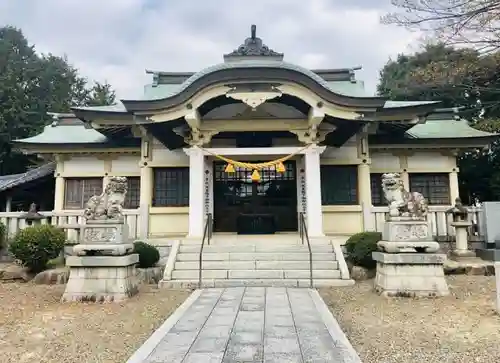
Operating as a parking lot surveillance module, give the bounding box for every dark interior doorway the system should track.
[213,160,298,234]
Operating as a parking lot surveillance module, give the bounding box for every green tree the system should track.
[377,43,500,203]
[0,26,116,175]
[87,81,116,106]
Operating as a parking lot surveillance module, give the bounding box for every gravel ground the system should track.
[319,275,500,363]
[0,283,191,363]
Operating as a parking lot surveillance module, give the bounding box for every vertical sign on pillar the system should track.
[204,160,213,216]
[296,157,307,214]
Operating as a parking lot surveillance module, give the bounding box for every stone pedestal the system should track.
[378,220,440,253]
[62,219,139,303]
[374,218,449,297]
[62,254,139,302]
[373,252,449,297]
[450,221,479,261]
[73,220,133,256]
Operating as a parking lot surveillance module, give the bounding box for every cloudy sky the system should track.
[0,0,422,99]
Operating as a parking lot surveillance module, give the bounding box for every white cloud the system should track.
[0,0,421,98]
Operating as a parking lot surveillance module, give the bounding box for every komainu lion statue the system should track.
[381,173,428,219]
[84,176,128,221]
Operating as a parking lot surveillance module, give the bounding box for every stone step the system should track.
[174,260,339,270]
[176,252,336,261]
[159,278,355,289]
[171,269,341,280]
[178,244,333,253]
[209,239,332,246]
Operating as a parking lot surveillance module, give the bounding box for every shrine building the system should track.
[13,26,496,241]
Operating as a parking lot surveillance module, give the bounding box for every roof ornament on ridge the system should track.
[223,24,284,62]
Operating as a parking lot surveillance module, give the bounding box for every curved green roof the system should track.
[178,61,352,96]
[15,121,108,144]
[407,118,496,139]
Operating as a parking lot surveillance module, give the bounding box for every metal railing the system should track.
[299,212,313,288]
[198,213,213,288]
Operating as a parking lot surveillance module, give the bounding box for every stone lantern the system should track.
[446,198,477,261]
[22,203,45,226]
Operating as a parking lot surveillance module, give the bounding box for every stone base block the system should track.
[72,243,134,256]
[372,252,449,297]
[450,249,480,262]
[377,240,440,253]
[383,220,432,242]
[61,254,139,303]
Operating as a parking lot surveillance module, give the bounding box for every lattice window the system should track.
[370,173,385,206]
[409,173,450,205]
[124,177,140,209]
[153,168,189,207]
[64,178,103,209]
[320,165,358,205]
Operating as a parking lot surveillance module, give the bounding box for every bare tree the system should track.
[382,1,500,53]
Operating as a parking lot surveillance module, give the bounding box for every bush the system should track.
[0,222,6,250]
[9,224,66,273]
[133,241,160,268]
[344,232,382,269]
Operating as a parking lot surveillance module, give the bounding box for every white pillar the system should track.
[304,145,326,238]
[185,147,205,238]
[449,169,459,203]
[5,196,12,212]
[358,162,374,231]
[139,164,153,240]
[54,175,65,211]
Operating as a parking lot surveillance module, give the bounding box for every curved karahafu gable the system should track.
[120,61,387,113]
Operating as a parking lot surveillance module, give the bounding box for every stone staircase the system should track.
[158,236,354,288]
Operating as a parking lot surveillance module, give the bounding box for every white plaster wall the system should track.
[111,155,140,175]
[407,151,455,170]
[322,136,358,161]
[151,138,189,166]
[63,156,105,175]
[370,152,400,171]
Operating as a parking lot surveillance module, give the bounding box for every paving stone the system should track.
[265,314,295,327]
[190,337,229,353]
[233,318,264,332]
[265,326,296,338]
[205,313,237,327]
[229,331,263,344]
[264,353,303,363]
[183,352,224,363]
[264,337,302,355]
[127,287,362,363]
[241,302,265,311]
[212,306,240,315]
[198,325,233,339]
[224,343,264,362]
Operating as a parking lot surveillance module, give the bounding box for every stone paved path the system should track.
[127,287,361,363]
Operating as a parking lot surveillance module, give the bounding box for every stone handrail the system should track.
[0,209,141,243]
[370,205,482,240]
